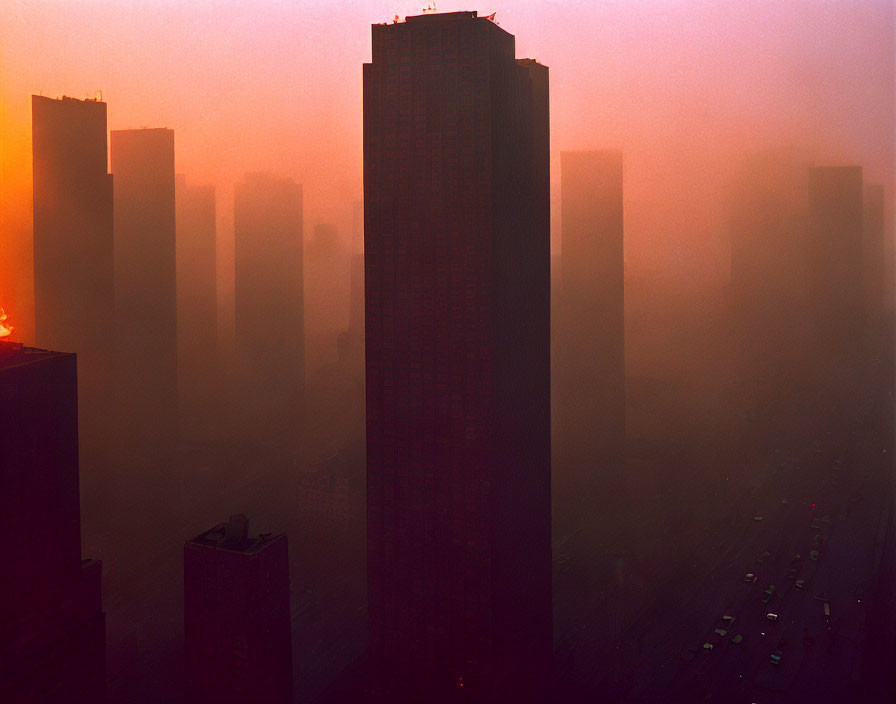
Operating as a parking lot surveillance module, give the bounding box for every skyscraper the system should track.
[184,516,291,704]
[863,183,886,328]
[305,223,350,371]
[175,175,217,441]
[364,11,551,702]
[31,95,114,409]
[807,166,864,356]
[0,341,106,703]
[111,128,177,449]
[233,173,304,435]
[557,150,625,514]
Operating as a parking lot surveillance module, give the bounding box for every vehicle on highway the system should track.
[810,550,820,561]
[766,612,779,621]
[703,642,713,652]
[731,634,743,644]
[714,628,727,637]
[770,649,783,665]
[758,551,771,563]
[761,585,776,603]
[744,572,757,583]
[795,579,806,590]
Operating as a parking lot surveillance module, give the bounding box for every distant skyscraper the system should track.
[0,341,106,703]
[31,95,114,403]
[306,223,350,370]
[559,150,625,508]
[233,173,304,432]
[175,174,217,440]
[184,516,291,704]
[111,128,177,448]
[364,11,551,702]
[727,151,812,371]
[807,166,864,355]
[863,183,886,327]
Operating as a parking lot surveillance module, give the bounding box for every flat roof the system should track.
[0,342,71,371]
[187,523,284,556]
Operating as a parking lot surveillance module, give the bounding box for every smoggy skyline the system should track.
[2,0,893,344]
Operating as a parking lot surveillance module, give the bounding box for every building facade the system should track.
[364,11,551,701]
[233,173,304,437]
[111,128,178,449]
[0,341,106,703]
[184,517,291,704]
[31,95,114,412]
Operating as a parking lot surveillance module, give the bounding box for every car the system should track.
[766,612,779,621]
[753,515,764,522]
[811,521,823,531]
[722,614,736,623]
[714,628,728,637]
[810,550,820,561]
[813,534,824,545]
[731,634,743,644]
[744,572,757,582]
[770,649,783,665]
[703,642,713,652]
[795,579,806,590]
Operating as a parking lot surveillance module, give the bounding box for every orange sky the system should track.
[2,0,893,344]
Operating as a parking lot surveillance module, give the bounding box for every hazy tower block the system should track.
[31,95,114,407]
[111,128,178,449]
[559,150,625,509]
[233,173,304,434]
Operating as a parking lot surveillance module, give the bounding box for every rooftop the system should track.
[187,515,283,555]
[0,341,70,370]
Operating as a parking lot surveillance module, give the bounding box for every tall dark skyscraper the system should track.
[31,95,114,407]
[233,173,304,434]
[175,174,217,440]
[0,341,106,703]
[558,150,625,510]
[364,11,551,702]
[184,516,291,704]
[807,166,864,355]
[111,128,177,449]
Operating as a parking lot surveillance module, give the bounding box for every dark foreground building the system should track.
[0,341,105,703]
[558,150,625,513]
[364,11,551,702]
[233,173,304,437]
[31,95,114,414]
[184,516,291,704]
[175,175,217,441]
[111,128,177,449]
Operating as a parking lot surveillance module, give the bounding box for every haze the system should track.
[2,0,892,343]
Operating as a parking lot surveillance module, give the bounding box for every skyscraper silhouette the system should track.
[175,175,217,441]
[364,11,551,702]
[111,128,177,450]
[558,150,625,515]
[31,95,114,415]
[233,173,304,438]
